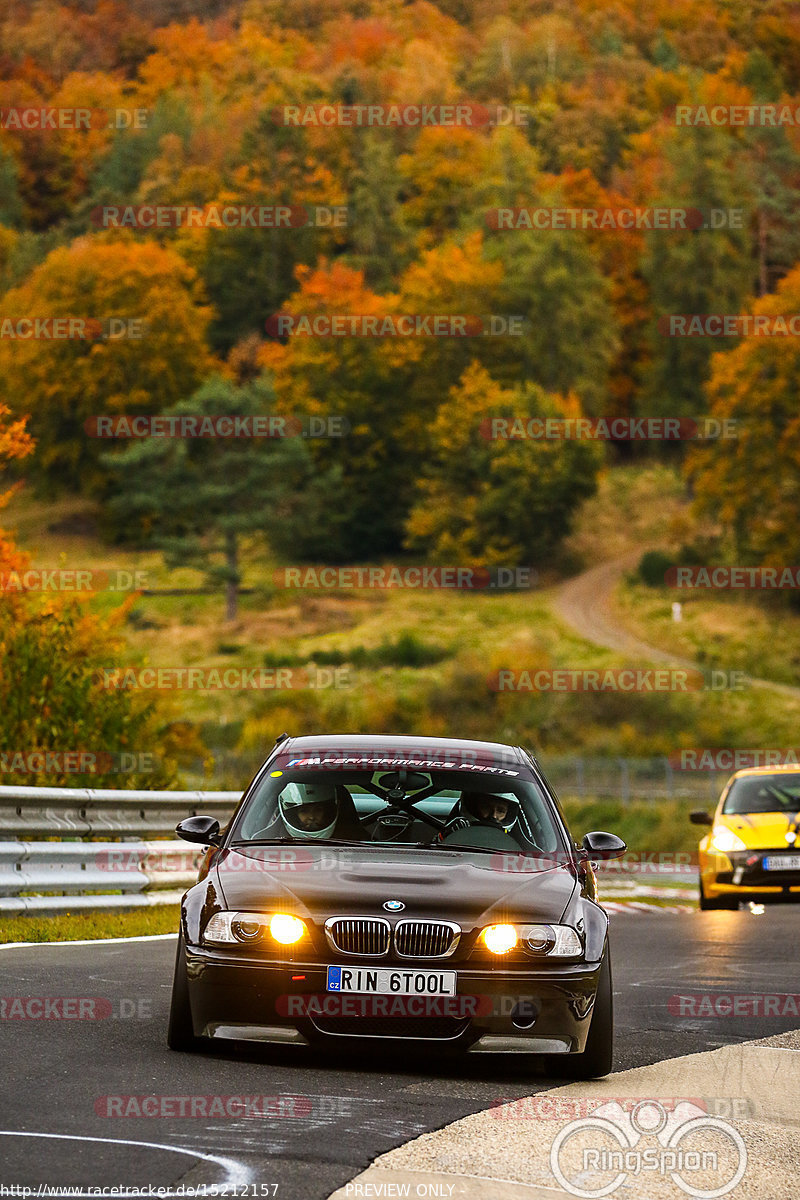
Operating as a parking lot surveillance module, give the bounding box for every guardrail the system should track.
[0,785,240,839]
[0,840,205,916]
[0,767,726,918]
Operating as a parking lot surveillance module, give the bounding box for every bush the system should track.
[638,549,676,587]
[262,632,451,670]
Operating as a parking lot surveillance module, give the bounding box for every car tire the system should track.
[167,931,200,1052]
[698,875,738,910]
[547,948,613,1080]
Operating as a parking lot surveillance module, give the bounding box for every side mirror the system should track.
[581,831,627,860]
[176,815,221,845]
[689,810,713,826]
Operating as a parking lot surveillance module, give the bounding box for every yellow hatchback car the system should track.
[691,766,800,909]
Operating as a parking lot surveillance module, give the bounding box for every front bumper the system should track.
[185,945,603,1054]
[703,849,800,900]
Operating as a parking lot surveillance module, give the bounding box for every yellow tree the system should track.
[405,363,602,566]
[0,236,215,494]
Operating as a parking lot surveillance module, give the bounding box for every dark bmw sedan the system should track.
[168,734,625,1078]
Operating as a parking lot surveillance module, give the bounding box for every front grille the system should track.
[325,917,390,957]
[310,1015,470,1040]
[394,920,460,958]
[728,850,800,888]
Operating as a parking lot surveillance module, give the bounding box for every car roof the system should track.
[275,733,527,762]
[728,764,800,780]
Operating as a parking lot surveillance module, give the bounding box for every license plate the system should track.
[763,854,800,871]
[327,966,456,996]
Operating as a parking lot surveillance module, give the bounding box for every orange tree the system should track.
[687,263,800,564]
[0,236,215,497]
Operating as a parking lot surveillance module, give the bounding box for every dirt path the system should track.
[552,553,800,700]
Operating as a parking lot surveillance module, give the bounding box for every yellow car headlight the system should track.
[710,827,747,854]
[478,922,583,958]
[481,924,518,954]
[203,911,308,947]
[269,913,306,945]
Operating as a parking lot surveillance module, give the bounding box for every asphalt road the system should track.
[1,907,799,1199]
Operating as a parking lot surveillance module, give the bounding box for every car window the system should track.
[231,765,564,857]
[722,774,800,814]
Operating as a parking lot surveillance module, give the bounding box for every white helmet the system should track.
[279,782,339,840]
[460,791,519,834]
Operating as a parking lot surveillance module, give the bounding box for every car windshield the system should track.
[722,774,800,815]
[230,758,565,858]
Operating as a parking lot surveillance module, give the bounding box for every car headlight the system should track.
[202,911,308,948]
[710,827,747,854]
[479,923,582,958]
[481,924,518,954]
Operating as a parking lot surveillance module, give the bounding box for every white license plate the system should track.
[327,966,456,996]
[763,854,800,871]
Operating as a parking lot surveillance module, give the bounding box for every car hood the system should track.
[716,811,800,849]
[212,843,578,925]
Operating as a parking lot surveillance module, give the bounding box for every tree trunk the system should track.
[225,531,238,622]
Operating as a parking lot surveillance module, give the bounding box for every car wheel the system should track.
[547,948,613,1080]
[167,931,200,1052]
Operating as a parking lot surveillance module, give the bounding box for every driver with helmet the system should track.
[278,782,342,840]
[441,790,520,839]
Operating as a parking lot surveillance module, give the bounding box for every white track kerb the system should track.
[328,1032,800,1200]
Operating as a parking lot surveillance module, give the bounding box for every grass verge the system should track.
[0,904,181,944]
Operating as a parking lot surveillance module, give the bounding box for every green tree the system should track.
[405,363,602,565]
[640,124,755,421]
[104,375,327,620]
[484,229,620,414]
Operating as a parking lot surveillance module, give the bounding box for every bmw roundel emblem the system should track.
[383,899,405,912]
